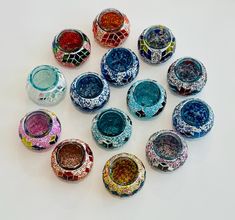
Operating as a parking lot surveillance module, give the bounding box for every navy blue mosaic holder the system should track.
[173,98,214,138]
[70,72,110,112]
[101,48,139,86]
[138,25,176,64]
[168,57,207,96]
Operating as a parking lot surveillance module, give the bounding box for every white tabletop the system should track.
[0,0,234,219]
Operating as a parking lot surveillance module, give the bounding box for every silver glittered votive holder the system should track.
[146,130,188,172]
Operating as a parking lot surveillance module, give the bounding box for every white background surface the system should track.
[0,0,234,219]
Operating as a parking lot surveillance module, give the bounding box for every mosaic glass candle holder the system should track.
[52,29,91,67]
[51,139,94,181]
[70,72,110,112]
[167,57,207,96]
[101,48,139,86]
[92,108,132,149]
[138,25,176,64]
[103,153,146,197]
[18,109,61,150]
[146,130,188,172]
[26,65,66,106]
[93,8,130,47]
[127,79,167,118]
[173,98,214,138]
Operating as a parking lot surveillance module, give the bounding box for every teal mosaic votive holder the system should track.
[127,79,167,119]
[91,108,132,149]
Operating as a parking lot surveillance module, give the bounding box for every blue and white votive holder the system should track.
[26,65,66,106]
[138,25,176,64]
[101,48,139,86]
[70,72,110,111]
[92,108,132,149]
[167,57,207,96]
[173,98,214,138]
[127,79,167,119]
[146,130,188,172]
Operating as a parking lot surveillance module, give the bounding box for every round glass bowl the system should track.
[101,48,139,86]
[93,8,130,47]
[52,29,91,67]
[168,57,207,96]
[51,139,94,181]
[92,108,132,149]
[127,79,167,119]
[146,130,188,171]
[103,153,146,197]
[26,65,66,106]
[70,72,110,112]
[138,25,176,64]
[18,109,61,150]
[173,98,214,138]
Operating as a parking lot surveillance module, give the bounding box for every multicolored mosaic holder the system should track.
[103,153,146,197]
[138,25,176,64]
[168,57,207,96]
[127,79,167,118]
[26,65,66,106]
[93,8,130,47]
[18,109,61,150]
[173,98,214,138]
[70,72,110,112]
[101,48,139,86]
[92,108,132,149]
[51,139,94,181]
[52,29,91,67]
[146,130,188,172]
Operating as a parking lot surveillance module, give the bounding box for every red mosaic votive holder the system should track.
[93,8,130,48]
[18,109,61,151]
[52,29,91,68]
[51,139,94,181]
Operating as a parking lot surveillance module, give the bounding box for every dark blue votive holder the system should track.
[173,98,214,138]
[101,48,139,86]
[70,72,110,112]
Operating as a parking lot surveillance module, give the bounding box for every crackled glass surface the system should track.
[106,48,133,72]
[98,9,124,32]
[76,74,103,98]
[133,81,161,107]
[181,100,210,127]
[57,143,85,170]
[97,110,126,137]
[24,111,52,138]
[58,30,83,52]
[31,66,58,91]
[153,133,183,160]
[110,157,138,186]
[175,58,202,82]
[144,26,171,49]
